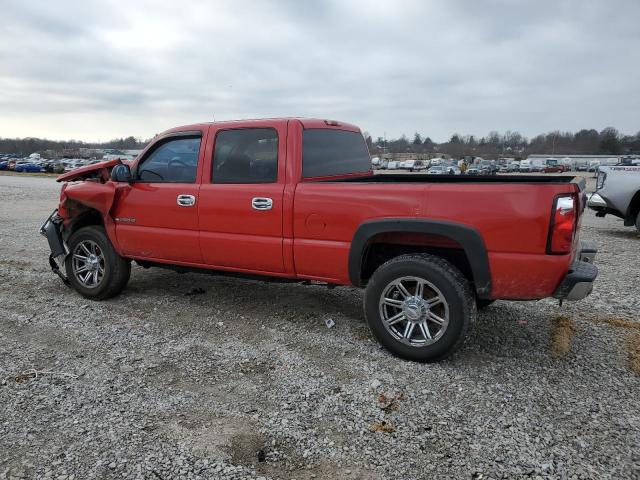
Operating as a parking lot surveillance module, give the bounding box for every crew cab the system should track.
[41,118,597,362]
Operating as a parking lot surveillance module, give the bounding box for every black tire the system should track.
[476,299,495,309]
[364,254,476,362]
[65,226,130,300]
[635,211,640,233]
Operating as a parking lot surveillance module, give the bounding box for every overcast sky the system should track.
[1,0,639,142]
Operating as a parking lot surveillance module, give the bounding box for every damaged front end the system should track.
[40,209,70,286]
[40,158,125,285]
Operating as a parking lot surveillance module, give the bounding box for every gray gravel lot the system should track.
[1,173,639,479]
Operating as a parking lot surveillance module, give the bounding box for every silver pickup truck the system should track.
[588,165,640,231]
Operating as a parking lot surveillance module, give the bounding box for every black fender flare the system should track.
[348,218,492,298]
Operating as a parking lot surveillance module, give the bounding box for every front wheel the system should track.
[635,211,640,233]
[65,226,131,300]
[364,254,476,362]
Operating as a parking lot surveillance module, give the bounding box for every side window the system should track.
[137,137,201,183]
[212,128,278,183]
[302,129,370,178]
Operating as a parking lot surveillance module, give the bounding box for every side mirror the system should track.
[111,164,133,183]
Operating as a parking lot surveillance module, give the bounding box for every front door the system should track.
[112,133,204,263]
[198,122,286,273]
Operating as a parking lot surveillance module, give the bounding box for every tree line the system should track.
[366,127,640,158]
[1,127,639,158]
[0,136,148,155]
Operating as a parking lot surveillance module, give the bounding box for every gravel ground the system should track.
[1,173,639,480]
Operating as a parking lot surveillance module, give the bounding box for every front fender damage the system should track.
[43,160,125,284]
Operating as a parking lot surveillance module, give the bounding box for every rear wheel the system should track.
[635,211,640,233]
[364,254,476,362]
[65,226,130,300]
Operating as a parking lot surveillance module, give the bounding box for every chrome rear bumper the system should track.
[553,241,598,301]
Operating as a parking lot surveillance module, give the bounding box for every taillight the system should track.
[596,171,606,190]
[547,195,577,254]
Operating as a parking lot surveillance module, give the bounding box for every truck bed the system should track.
[318,173,579,185]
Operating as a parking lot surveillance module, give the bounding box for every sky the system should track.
[1,0,639,142]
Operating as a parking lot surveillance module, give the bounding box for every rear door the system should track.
[112,131,205,263]
[198,121,287,273]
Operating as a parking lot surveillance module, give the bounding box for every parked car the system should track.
[43,161,66,174]
[14,162,44,173]
[498,165,509,173]
[386,161,400,170]
[404,160,427,172]
[542,158,566,173]
[429,158,442,167]
[479,160,497,175]
[427,165,445,175]
[41,118,597,363]
[587,161,600,172]
[466,167,480,175]
[588,165,640,232]
[519,160,532,172]
[0,161,9,170]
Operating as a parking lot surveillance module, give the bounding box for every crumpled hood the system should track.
[56,159,123,183]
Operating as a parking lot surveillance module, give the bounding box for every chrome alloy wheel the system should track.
[378,276,450,346]
[71,240,105,288]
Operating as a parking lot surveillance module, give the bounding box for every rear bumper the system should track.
[587,193,607,209]
[553,241,598,301]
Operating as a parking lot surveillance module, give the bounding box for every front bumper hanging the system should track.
[40,210,70,286]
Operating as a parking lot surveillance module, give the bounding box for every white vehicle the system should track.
[589,165,640,231]
[403,160,427,172]
[429,158,442,166]
[427,165,445,175]
[386,161,400,170]
[519,160,532,172]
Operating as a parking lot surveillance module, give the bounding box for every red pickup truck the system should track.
[41,118,597,362]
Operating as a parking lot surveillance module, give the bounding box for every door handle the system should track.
[177,194,196,207]
[252,197,273,210]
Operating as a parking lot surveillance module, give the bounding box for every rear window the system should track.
[302,129,370,178]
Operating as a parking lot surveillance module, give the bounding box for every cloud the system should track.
[0,0,639,141]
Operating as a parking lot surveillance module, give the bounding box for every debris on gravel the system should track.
[1,174,639,479]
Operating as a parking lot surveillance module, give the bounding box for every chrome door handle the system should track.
[177,194,196,207]
[252,197,273,210]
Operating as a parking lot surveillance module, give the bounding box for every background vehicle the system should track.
[405,160,427,172]
[429,158,442,166]
[466,166,480,175]
[589,165,640,232]
[42,118,597,363]
[519,160,532,172]
[14,162,44,173]
[427,165,445,175]
[479,159,497,175]
[542,158,566,173]
[386,161,400,170]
